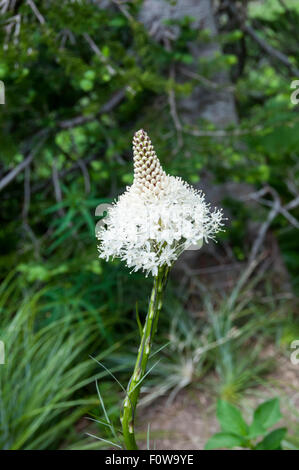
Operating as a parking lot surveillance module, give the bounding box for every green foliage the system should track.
[203,279,277,402]
[216,400,248,436]
[1,0,298,285]
[0,276,121,450]
[108,279,290,410]
[249,398,282,438]
[205,432,247,450]
[0,0,298,450]
[205,398,286,450]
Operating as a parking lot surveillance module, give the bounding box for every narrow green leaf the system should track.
[80,207,95,235]
[43,201,67,214]
[52,209,75,237]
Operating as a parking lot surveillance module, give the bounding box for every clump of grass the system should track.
[0,275,119,450]
[108,272,290,407]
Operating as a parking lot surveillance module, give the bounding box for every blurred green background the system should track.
[0,0,298,450]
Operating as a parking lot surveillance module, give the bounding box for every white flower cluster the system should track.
[96,130,224,276]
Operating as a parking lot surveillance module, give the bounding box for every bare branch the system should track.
[248,198,280,264]
[163,38,183,149]
[77,158,91,194]
[22,164,31,221]
[185,114,299,138]
[168,65,183,149]
[83,33,116,76]
[258,197,299,229]
[26,0,45,24]
[58,89,125,129]
[246,186,299,230]
[180,67,235,92]
[32,153,98,194]
[0,1,12,14]
[184,125,263,137]
[59,28,76,48]
[21,162,40,256]
[3,13,21,45]
[225,1,299,76]
[0,136,47,192]
[285,196,299,211]
[0,154,32,192]
[225,183,298,305]
[51,161,65,217]
[110,0,133,22]
[227,251,270,311]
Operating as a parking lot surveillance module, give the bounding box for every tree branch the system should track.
[51,161,65,217]
[58,89,125,129]
[0,135,47,192]
[83,33,116,76]
[225,1,299,77]
[22,163,31,220]
[26,0,45,24]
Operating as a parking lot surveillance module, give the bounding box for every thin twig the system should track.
[227,251,269,311]
[182,262,242,276]
[285,196,299,211]
[58,89,125,129]
[83,33,116,76]
[110,0,133,22]
[26,0,45,24]
[51,161,65,217]
[184,125,263,137]
[21,162,40,256]
[245,186,299,230]
[164,38,183,150]
[248,199,280,264]
[180,67,235,92]
[0,135,47,192]
[185,114,299,137]
[258,198,299,229]
[59,28,76,48]
[225,1,299,76]
[22,164,31,221]
[168,65,183,150]
[77,158,91,194]
[0,154,33,192]
[32,153,98,193]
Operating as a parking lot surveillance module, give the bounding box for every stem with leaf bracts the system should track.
[121,265,169,450]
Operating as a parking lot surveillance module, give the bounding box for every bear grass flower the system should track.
[97,129,224,276]
[95,130,224,450]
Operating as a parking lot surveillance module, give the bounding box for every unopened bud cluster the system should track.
[132,129,166,194]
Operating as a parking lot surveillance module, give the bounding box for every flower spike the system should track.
[97,130,224,276]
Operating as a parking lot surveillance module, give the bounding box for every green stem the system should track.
[121,265,169,450]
